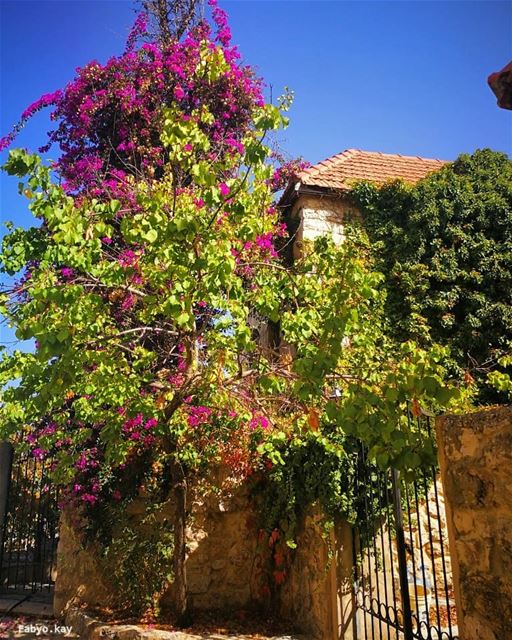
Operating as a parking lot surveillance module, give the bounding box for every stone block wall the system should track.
[54,514,114,615]
[54,479,345,639]
[288,194,359,260]
[436,406,512,640]
[280,512,339,639]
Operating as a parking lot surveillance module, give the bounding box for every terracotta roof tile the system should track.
[299,149,447,190]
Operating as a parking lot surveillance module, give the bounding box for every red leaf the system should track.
[464,371,475,386]
[273,570,286,585]
[308,407,320,431]
[411,398,422,418]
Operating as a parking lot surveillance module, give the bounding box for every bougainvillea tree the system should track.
[0,1,463,622]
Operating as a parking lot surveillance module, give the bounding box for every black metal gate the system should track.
[0,441,60,595]
[352,415,459,640]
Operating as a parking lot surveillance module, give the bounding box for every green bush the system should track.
[352,149,512,402]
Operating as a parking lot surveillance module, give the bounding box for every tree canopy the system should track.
[352,149,512,402]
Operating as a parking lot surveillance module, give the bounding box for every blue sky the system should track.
[0,0,510,348]
[1,0,510,228]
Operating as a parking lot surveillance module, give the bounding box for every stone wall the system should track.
[54,479,345,639]
[436,406,512,640]
[279,512,342,639]
[179,482,259,612]
[54,514,114,615]
[288,194,359,259]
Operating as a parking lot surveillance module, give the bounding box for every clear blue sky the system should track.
[0,0,510,347]
[1,0,511,227]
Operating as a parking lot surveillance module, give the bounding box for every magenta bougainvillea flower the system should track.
[0,1,264,202]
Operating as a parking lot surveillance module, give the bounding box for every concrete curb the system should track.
[64,609,306,640]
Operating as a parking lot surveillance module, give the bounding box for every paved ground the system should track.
[0,596,302,640]
[1,612,300,640]
[65,609,304,640]
[0,595,54,618]
[0,593,75,639]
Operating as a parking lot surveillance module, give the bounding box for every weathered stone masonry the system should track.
[54,477,344,639]
[436,406,512,640]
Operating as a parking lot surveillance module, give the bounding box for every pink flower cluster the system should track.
[186,404,213,427]
[25,400,163,510]
[0,90,62,152]
[122,413,158,445]
[60,266,74,279]
[125,12,148,53]
[219,182,230,197]
[231,230,280,279]
[270,158,311,192]
[251,233,278,258]
[248,413,270,430]
[1,3,264,201]
[209,0,232,47]
[118,249,140,268]
[26,420,68,461]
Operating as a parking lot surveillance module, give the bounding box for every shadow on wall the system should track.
[53,473,346,639]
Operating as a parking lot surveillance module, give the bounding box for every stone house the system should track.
[252,148,448,354]
[279,148,447,254]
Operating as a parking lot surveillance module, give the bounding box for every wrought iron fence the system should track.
[0,441,60,594]
[352,415,459,640]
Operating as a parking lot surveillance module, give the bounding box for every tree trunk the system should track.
[170,456,190,626]
[163,331,197,624]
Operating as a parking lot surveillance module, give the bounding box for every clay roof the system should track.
[298,149,447,191]
[488,61,512,109]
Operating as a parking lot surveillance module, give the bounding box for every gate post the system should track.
[0,441,14,556]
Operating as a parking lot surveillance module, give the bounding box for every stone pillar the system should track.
[54,513,113,616]
[331,520,356,640]
[436,407,512,640]
[0,441,13,555]
[278,512,356,640]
